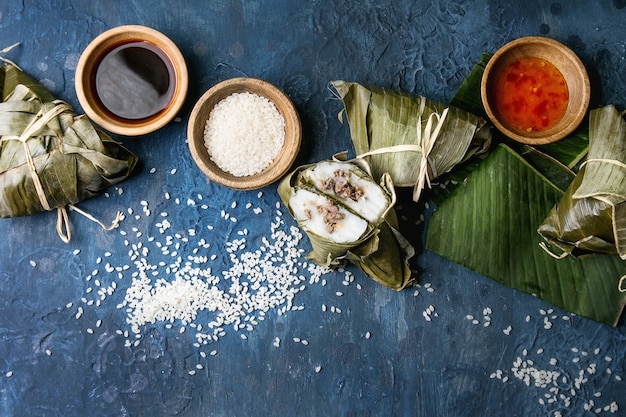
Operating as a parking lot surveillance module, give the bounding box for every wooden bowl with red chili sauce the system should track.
[481,36,590,145]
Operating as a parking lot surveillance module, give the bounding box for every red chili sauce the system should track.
[493,57,569,133]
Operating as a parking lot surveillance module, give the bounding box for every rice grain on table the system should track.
[204,92,285,177]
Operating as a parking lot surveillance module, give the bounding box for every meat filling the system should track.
[315,202,346,233]
[320,170,364,202]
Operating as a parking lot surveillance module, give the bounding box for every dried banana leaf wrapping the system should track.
[330,80,491,201]
[538,105,626,260]
[0,63,138,221]
[278,155,414,290]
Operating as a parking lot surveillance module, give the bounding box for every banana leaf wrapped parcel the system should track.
[330,80,491,201]
[278,154,415,290]
[0,62,138,241]
[538,105,626,261]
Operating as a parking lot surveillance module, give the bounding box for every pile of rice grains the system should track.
[23,169,622,415]
[203,92,285,177]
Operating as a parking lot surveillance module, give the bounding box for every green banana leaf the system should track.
[0,63,138,218]
[278,156,414,290]
[426,144,626,326]
[538,105,626,260]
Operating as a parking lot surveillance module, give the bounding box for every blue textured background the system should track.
[1,1,625,416]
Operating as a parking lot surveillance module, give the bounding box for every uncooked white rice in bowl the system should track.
[203,92,286,177]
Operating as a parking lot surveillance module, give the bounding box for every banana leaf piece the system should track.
[538,105,626,259]
[330,80,491,201]
[0,63,138,236]
[426,144,626,326]
[278,155,414,290]
[449,52,491,119]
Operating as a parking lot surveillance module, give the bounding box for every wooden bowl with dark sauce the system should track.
[75,25,188,136]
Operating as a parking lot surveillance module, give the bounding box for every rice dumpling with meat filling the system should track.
[279,155,414,290]
[0,62,138,240]
[538,105,626,260]
[330,80,491,201]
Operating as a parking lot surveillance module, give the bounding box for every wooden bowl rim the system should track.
[481,36,590,145]
[187,77,302,190]
[75,25,188,136]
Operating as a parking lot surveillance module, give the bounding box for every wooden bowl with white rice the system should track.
[187,77,301,190]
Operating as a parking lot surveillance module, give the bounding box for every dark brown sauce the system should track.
[94,40,175,121]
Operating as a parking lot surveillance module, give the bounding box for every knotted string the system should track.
[56,205,124,243]
[0,42,22,71]
[357,98,449,202]
[579,158,626,171]
[538,242,569,259]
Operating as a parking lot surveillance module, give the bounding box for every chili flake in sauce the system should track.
[493,57,569,133]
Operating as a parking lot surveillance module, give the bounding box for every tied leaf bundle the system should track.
[278,155,414,290]
[330,80,491,201]
[539,105,626,260]
[0,62,138,241]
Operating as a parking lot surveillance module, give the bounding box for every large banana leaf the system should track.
[426,144,626,326]
[0,63,138,218]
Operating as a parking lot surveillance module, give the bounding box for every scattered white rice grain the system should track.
[5,371,13,377]
[188,370,196,376]
[170,169,177,175]
[315,365,322,373]
[30,260,36,267]
[86,328,94,334]
[365,332,371,339]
